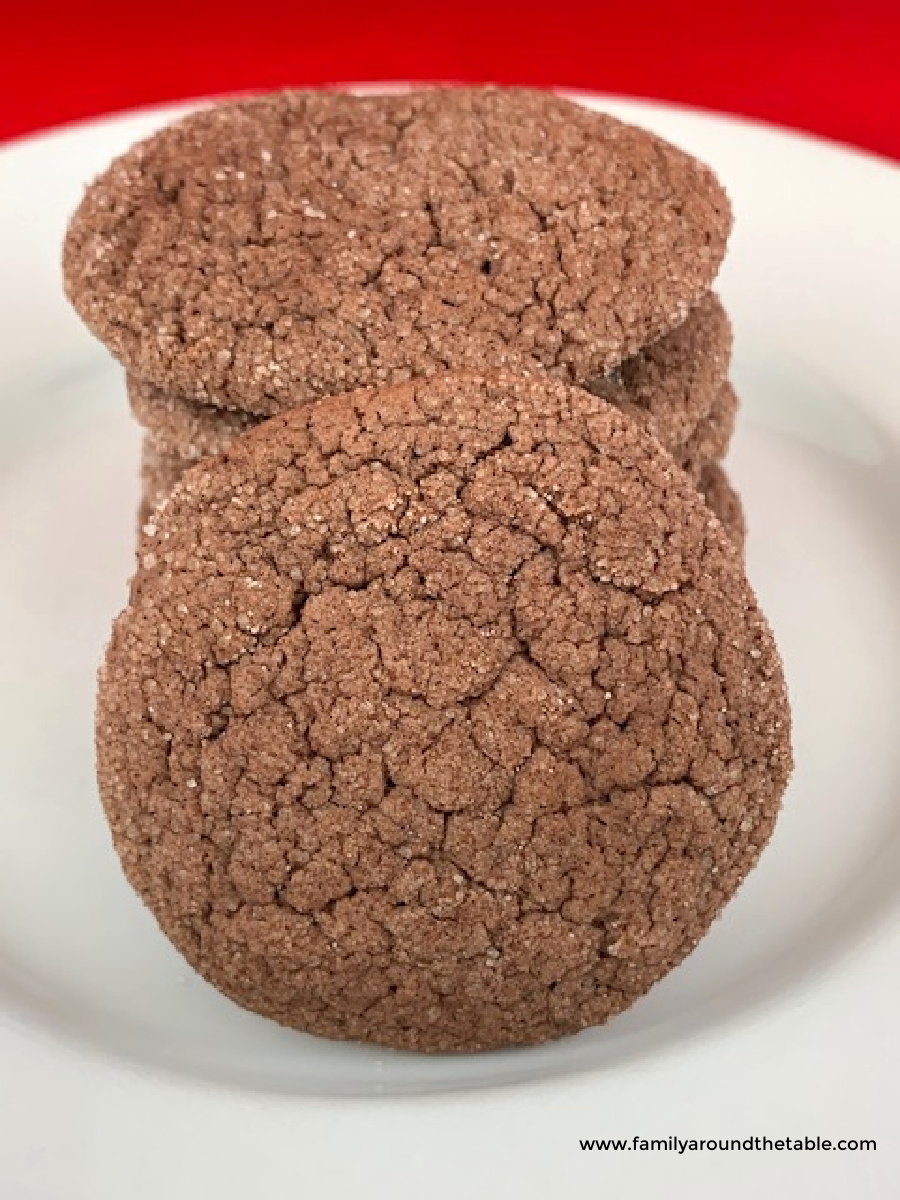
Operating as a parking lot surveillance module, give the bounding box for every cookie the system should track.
[132,380,258,463]
[66,87,731,416]
[673,381,738,481]
[588,291,731,450]
[698,462,745,550]
[138,374,743,548]
[130,292,732,467]
[139,446,746,555]
[140,420,745,555]
[99,371,790,1053]
[138,366,743,548]
[138,439,187,531]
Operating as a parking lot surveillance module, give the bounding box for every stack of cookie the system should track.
[64,88,743,548]
[63,89,790,1054]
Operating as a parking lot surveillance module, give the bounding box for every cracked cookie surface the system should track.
[100,371,789,1053]
[138,427,745,550]
[129,292,731,465]
[66,87,731,415]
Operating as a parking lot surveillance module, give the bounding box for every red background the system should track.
[3,0,898,158]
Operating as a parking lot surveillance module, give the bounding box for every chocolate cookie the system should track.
[66,88,731,416]
[137,374,743,548]
[673,381,738,481]
[99,371,790,1053]
[672,381,739,480]
[129,292,732,465]
[132,381,258,463]
[139,423,745,551]
[588,291,731,450]
[698,462,745,550]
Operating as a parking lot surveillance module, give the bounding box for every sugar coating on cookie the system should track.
[132,381,258,462]
[99,372,789,1053]
[588,291,731,451]
[673,381,738,480]
[139,429,744,550]
[698,462,745,550]
[66,88,731,415]
[129,291,732,466]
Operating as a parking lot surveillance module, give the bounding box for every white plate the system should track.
[1,94,898,1198]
